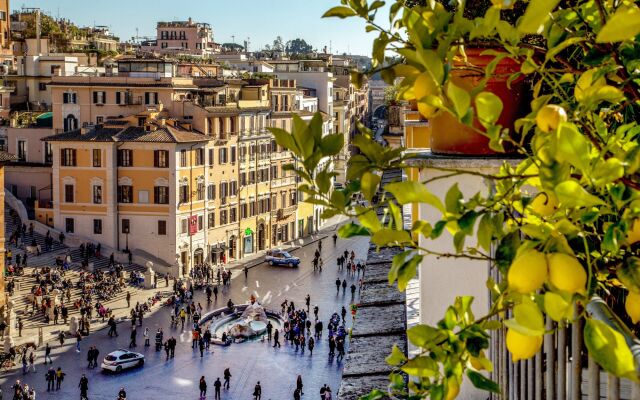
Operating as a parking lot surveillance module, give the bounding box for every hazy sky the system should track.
[13,0,392,56]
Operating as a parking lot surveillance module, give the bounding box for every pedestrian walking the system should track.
[86,347,94,368]
[199,376,207,399]
[223,367,232,389]
[17,318,23,337]
[253,381,262,400]
[129,326,137,348]
[126,291,131,308]
[351,283,357,297]
[266,321,273,341]
[296,375,304,395]
[305,294,310,312]
[214,377,222,400]
[273,328,281,348]
[199,337,205,357]
[294,388,302,400]
[335,278,341,294]
[143,327,150,346]
[244,266,248,279]
[44,343,53,364]
[341,306,347,323]
[58,331,65,347]
[308,336,315,356]
[27,351,36,373]
[78,374,89,400]
[342,279,347,293]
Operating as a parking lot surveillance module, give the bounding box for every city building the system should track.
[41,57,324,276]
[0,149,17,322]
[0,111,54,214]
[140,18,220,58]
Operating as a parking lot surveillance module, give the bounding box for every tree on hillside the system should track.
[271,36,285,52]
[286,38,313,55]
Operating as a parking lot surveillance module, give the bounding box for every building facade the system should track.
[141,18,219,58]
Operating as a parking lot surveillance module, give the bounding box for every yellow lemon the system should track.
[508,249,548,294]
[506,329,543,361]
[547,253,587,294]
[626,291,640,324]
[536,105,568,133]
[529,192,558,217]
[414,72,439,118]
[627,219,640,245]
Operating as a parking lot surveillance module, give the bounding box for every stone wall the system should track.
[338,244,407,399]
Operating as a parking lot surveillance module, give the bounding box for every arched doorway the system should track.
[257,223,266,251]
[64,114,78,132]
[193,248,204,266]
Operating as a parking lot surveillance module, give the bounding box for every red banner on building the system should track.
[189,215,198,235]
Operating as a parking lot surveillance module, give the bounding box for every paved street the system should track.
[0,232,371,400]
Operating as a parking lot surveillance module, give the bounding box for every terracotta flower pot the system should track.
[429,47,529,155]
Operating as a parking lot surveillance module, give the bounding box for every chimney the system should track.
[188,17,193,25]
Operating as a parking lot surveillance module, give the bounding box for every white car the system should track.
[101,349,144,372]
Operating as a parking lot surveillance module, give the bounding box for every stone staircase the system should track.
[4,206,147,330]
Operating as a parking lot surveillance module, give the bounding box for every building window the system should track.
[93,185,102,204]
[38,82,46,91]
[61,148,77,166]
[197,182,205,201]
[241,203,248,219]
[117,185,133,203]
[92,91,106,104]
[180,149,187,167]
[65,218,74,233]
[179,183,189,203]
[154,150,169,168]
[290,191,297,206]
[154,186,169,204]
[115,91,127,105]
[220,209,228,225]
[64,184,74,203]
[93,149,101,167]
[117,149,133,167]
[63,114,78,132]
[230,207,237,223]
[93,219,102,234]
[17,140,26,161]
[144,92,158,105]
[138,190,149,204]
[208,213,215,228]
[230,146,236,163]
[44,142,53,164]
[208,149,214,166]
[195,148,204,166]
[207,184,215,200]
[198,215,203,230]
[230,181,237,197]
[158,220,167,235]
[181,219,187,234]
[62,92,77,104]
[122,219,130,234]
[96,116,104,124]
[218,147,228,164]
[219,182,228,202]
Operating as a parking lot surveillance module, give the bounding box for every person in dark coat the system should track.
[214,377,222,400]
[253,381,262,400]
[78,374,89,400]
[199,376,207,399]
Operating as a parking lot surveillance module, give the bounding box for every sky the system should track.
[12,0,392,56]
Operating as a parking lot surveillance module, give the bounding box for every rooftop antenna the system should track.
[231,35,235,44]
[330,40,332,55]
[246,37,250,52]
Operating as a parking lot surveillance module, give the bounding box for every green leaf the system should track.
[544,292,574,322]
[291,114,314,158]
[385,181,445,212]
[445,183,463,214]
[401,356,438,377]
[596,5,640,43]
[361,172,381,202]
[592,158,625,185]
[356,207,382,233]
[477,214,493,252]
[619,257,640,293]
[389,252,422,291]
[518,0,561,34]
[359,390,386,400]
[268,128,299,155]
[322,6,358,18]
[513,299,545,334]
[584,318,637,380]
[446,81,471,119]
[555,122,591,172]
[407,325,445,348]
[315,169,331,194]
[458,211,479,235]
[555,180,606,208]
[320,134,344,156]
[385,344,407,366]
[338,222,370,238]
[467,370,500,394]
[475,92,503,128]
[371,228,412,247]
